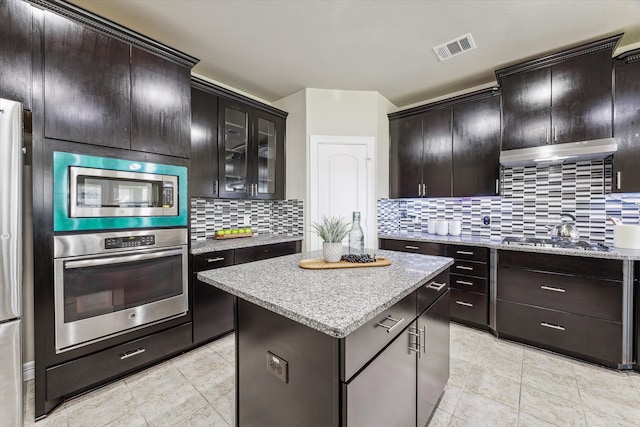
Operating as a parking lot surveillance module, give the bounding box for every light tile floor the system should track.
[25,323,640,426]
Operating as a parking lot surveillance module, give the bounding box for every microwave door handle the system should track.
[64,248,183,269]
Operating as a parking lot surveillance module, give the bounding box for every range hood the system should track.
[499,138,617,167]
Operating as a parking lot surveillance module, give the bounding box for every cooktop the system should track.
[501,236,611,252]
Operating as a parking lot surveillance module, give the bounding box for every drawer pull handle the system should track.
[120,347,146,360]
[377,316,405,333]
[456,251,474,256]
[456,280,474,286]
[427,281,447,291]
[206,257,226,263]
[405,245,419,250]
[456,265,473,271]
[455,301,473,307]
[541,285,565,293]
[541,322,565,331]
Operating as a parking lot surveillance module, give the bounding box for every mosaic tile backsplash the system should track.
[190,198,304,241]
[378,159,640,245]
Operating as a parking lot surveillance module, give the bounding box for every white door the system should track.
[310,135,375,251]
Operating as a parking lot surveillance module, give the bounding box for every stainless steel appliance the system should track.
[0,98,24,427]
[53,152,188,231]
[502,236,611,252]
[53,228,188,353]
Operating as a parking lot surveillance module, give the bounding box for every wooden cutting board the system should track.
[298,257,391,270]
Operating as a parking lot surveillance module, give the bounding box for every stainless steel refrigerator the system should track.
[0,98,24,427]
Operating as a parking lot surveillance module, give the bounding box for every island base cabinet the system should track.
[236,299,340,427]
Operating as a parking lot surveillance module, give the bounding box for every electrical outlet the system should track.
[266,351,288,383]
[482,215,491,226]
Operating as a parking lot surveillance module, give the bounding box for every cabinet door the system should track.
[417,292,450,427]
[131,48,191,157]
[612,57,640,193]
[453,95,501,197]
[190,87,219,198]
[253,110,285,200]
[501,67,551,150]
[44,11,130,148]
[389,115,423,198]
[193,279,234,343]
[0,0,32,109]
[551,49,613,144]
[218,99,251,198]
[422,108,453,197]
[344,322,416,427]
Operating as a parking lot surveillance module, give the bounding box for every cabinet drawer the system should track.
[446,245,488,263]
[498,266,622,322]
[451,259,487,278]
[342,291,417,381]
[498,250,623,281]
[192,250,235,272]
[418,270,449,314]
[379,239,444,256]
[497,301,622,366]
[47,323,192,400]
[450,289,488,326]
[234,241,300,264]
[450,274,488,294]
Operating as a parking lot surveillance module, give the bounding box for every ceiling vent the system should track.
[433,33,476,61]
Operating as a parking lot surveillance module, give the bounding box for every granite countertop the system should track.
[378,232,640,261]
[198,249,453,338]
[191,234,303,254]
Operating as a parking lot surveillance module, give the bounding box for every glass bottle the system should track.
[349,211,365,254]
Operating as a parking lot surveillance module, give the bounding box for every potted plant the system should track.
[310,216,351,262]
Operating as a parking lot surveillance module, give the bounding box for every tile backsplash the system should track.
[190,198,304,241]
[378,159,640,245]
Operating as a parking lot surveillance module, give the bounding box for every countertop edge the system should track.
[191,234,303,254]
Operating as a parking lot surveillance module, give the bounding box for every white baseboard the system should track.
[23,360,34,382]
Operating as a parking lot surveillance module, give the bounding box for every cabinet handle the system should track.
[540,285,565,293]
[541,322,565,331]
[120,347,146,360]
[456,280,474,286]
[427,281,447,291]
[553,126,557,143]
[456,250,474,256]
[495,179,499,194]
[405,245,420,250]
[377,316,405,333]
[455,265,474,271]
[418,183,422,197]
[254,183,258,195]
[408,326,426,357]
[545,127,549,143]
[616,172,622,190]
[455,301,473,307]
[423,184,427,197]
[206,257,226,263]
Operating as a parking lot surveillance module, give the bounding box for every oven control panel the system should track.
[105,235,156,249]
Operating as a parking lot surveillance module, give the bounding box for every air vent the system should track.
[433,33,476,61]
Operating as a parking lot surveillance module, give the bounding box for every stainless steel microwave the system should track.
[53,152,187,231]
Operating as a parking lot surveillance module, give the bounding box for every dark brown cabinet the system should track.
[0,0,32,109]
[446,245,490,328]
[190,86,219,198]
[131,48,191,157]
[498,35,619,150]
[389,88,500,198]
[497,250,623,367]
[612,50,640,193]
[43,11,131,148]
[218,98,285,199]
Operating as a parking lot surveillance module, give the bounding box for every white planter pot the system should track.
[323,242,343,263]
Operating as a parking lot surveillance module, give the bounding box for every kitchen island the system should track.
[198,249,453,427]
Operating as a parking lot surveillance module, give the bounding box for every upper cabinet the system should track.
[612,50,640,193]
[389,89,500,198]
[0,0,32,109]
[498,35,620,150]
[190,85,219,198]
[39,3,197,157]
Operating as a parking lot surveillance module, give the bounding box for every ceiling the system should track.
[68,0,640,108]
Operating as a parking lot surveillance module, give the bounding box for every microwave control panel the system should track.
[105,235,156,249]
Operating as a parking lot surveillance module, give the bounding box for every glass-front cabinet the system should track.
[218,98,284,199]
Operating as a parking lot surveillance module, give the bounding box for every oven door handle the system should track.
[64,248,183,269]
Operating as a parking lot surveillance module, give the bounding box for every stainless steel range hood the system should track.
[499,138,617,167]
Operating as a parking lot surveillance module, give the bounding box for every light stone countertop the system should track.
[378,232,640,261]
[197,249,453,338]
[191,234,303,254]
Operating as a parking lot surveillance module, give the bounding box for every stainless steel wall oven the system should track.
[53,228,188,353]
